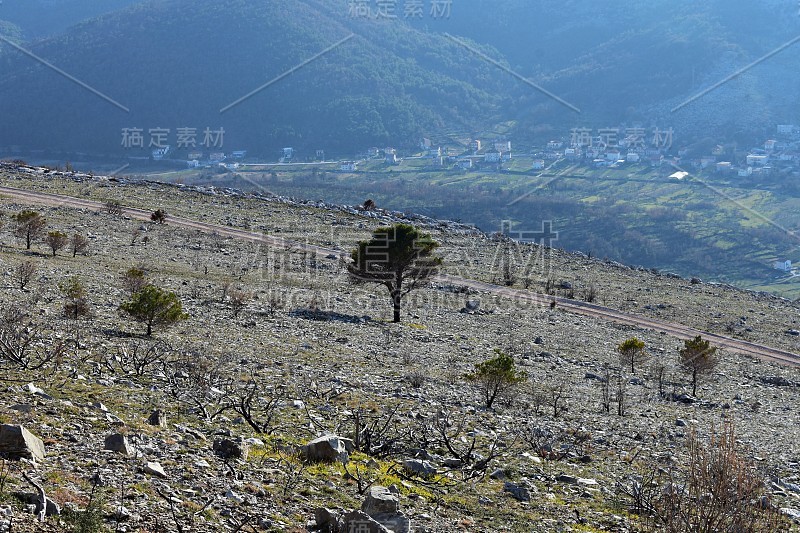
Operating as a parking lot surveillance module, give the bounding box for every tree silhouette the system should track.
[12,210,46,250]
[679,335,718,396]
[347,223,441,323]
[44,231,68,256]
[465,350,528,408]
[120,285,187,336]
[618,337,647,374]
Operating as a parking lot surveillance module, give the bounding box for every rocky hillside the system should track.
[0,166,799,531]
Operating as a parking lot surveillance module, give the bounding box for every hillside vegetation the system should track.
[0,168,798,531]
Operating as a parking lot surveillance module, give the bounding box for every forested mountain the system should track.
[0,0,139,40]
[0,0,507,156]
[413,0,800,142]
[0,0,798,155]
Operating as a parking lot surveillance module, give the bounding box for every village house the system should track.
[716,161,732,173]
[187,151,204,161]
[605,150,622,161]
[282,147,294,160]
[485,149,502,163]
[774,259,793,272]
[209,152,225,163]
[738,166,753,177]
[564,147,580,160]
[494,141,512,152]
[385,148,398,164]
[231,150,247,159]
[187,159,200,168]
[532,159,545,170]
[458,158,473,170]
[547,140,563,150]
[420,138,432,150]
[315,150,325,160]
[340,161,357,172]
[746,154,769,166]
[625,152,640,163]
[470,139,481,153]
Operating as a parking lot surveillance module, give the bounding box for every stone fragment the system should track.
[0,425,45,462]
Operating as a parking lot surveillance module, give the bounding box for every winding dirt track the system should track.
[2,184,799,368]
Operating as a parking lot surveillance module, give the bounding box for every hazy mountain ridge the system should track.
[0,0,798,154]
[0,0,507,155]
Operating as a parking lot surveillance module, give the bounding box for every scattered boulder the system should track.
[489,469,506,480]
[584,372,607,383]
[361,486,399,515]
[402,459,436,476]
[18,493,59,516]
[781,508,800,523]
[762,376,793,387]
[465,300,480,312]
[143,462,167,478]
[314,507,340,530]
[302,435,353,463]
[555,473,578,484]
[213,437,249,460]
[104,433,134,455]
[503,481,531,502]
[0,425,45,462]
[21,383,52,400]
[340,510,391,533]
[786,329,800,337]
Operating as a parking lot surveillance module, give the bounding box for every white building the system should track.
[775,259,793,272]
[485,150,502,163]
[340,161,357,172]
[746,154,768,166]
[532,159,545,170]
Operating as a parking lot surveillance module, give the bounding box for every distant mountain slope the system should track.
[0,0,507,156]
[414,0,800,142]
[0,0,798,156]
[0,0,142,40]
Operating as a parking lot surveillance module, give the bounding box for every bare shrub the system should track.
[70,233,89,257]
[121,266,148,295]
[618,423,785,532]
[228,287,252,318]
[44,231,69,256]
[15,260,37,289]
[229,378,284,434]
[0,306,66,371]
[105,200,123,216]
